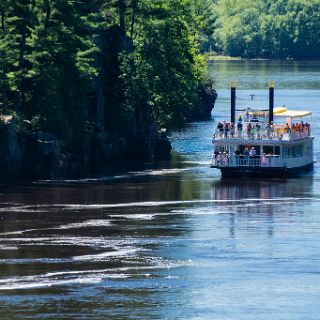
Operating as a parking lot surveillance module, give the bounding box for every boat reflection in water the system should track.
[211,177,314,201]
[210,176,314,237]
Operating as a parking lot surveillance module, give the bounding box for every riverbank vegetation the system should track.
[199,0,320,60]
[0,0,217,180]
[202,0,320,60]
[0,0,211,135]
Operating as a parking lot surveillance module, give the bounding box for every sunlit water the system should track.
[1,61,320,319]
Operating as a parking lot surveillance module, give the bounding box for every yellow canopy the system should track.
[275,110,312,118]
[273,106,287,114]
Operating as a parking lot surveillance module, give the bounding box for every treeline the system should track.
[204,0,320,59]
[0,0,210,160]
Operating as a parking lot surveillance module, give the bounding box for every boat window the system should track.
[263,146,280,156]
[283,144,305,157]
[292,144,303,157]
[283,146,291,158]
[263,146,273,155]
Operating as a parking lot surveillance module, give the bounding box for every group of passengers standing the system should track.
[216,116,264,139]
[213,146,259,167]
[216,116,311,140]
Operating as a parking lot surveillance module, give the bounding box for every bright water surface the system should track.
[1,61,320,319]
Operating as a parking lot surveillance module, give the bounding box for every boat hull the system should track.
[212,162,314,178]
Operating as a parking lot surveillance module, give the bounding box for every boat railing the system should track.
[214,125,311,141]
[212,155,284,168]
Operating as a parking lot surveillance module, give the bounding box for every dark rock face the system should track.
[0,120,62,182]
[90,136,127,173]
[201,86,218,119]
[125,134,155,160]
[0,122,172,183]
[155,131,172,160]
[0,120,21,181]
[185,84,217,122]
[34,132,61,179]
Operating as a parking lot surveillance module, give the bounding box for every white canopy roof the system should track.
[240,106,311,120]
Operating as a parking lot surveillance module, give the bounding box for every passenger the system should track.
[230,122,235,138]
[238,115,242,123]
[262,153,267,166]
[285,123,291,133]
[306,123,310,136]
[217,152,222,166]
[247,122,252,139]
[222,151,228,166]
[243,147,249,165]
[249,147,256,157]
[266,122,272,139]
[237,121,243,138]
[251,124,256,139]
[224,122,229,138]
[271,121,275,138]
[217,122,223,138]
[256,122,261,139]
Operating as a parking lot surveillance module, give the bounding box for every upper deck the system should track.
[213,122,311,143]
[213,106,312,144]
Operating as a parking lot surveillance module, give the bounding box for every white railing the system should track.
[212,155,284,168]
[214,126,311,141]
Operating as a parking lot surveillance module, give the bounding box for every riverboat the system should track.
[211,82,314,178]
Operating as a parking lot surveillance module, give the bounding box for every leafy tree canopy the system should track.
[206,0,320,59]
[0,0,207,153]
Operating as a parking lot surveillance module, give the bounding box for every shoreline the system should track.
[205,54,320,62]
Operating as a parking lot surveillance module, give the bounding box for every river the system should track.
[1,60,320,319]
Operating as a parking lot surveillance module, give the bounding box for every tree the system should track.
[1,0,210,166]
[121,0,205,130]
[212,0,320,59]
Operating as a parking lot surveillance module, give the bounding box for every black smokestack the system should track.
[269,81,275,123]
[231,80,236,123]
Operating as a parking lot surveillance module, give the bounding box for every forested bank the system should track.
[200,0,320,59]
[0,0,216,181]
[3,0,316,181]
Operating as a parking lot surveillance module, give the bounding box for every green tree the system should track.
[0,0,210,167]
[121,0,205,130]
[212,0,320,59]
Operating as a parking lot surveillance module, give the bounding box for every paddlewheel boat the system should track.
[211,82,314,178]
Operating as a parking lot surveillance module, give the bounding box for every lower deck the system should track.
[212,136,314,169]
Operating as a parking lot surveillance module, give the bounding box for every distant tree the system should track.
[191,0,217,52]
[212,0,320,59]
